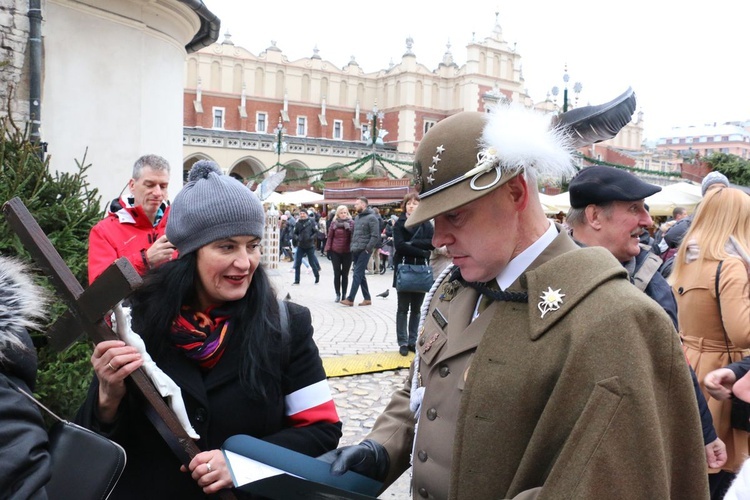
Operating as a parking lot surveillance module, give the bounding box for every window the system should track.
[333,120,343,140]
[212,107,225,129]
[361,124,370,142]
[296,116,307,136]
[423,119,437,135]
[257,112,267,133]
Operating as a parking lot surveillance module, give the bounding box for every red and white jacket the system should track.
[87,198,170,284]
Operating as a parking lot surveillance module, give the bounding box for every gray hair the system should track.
[132,154,170,179]
[566,202,615,229]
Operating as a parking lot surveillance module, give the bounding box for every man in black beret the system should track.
[567,165,661,265]
[567,166,671,317]
[567,165,727,472]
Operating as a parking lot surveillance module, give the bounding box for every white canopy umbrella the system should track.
[546,192,572,213]
[265,189,324,205]
[538,193,566,214]
[538,182,702,218]
[645,182,702,216]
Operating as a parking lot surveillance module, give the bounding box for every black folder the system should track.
[222,434,382,499]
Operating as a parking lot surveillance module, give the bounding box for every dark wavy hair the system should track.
[129,253,284,400]
[400,191,420,212]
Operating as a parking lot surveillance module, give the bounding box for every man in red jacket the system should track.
[87,154,175,284]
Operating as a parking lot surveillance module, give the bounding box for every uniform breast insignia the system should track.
[538,287,565,318]
[431,308,448,330]
[439,280,461,302]
[423,332,441,353]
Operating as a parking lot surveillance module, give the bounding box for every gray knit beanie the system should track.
[701,171,730,196]
[167,160,265,256]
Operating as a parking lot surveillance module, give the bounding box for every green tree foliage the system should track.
[704,152,750,187]
[1,116,103,419]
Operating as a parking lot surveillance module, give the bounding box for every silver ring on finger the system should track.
[206,462,213,473]
[107,361,117,371]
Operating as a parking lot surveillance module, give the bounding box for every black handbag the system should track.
[396,263,434,293]
[15,385,127,499]
[715,260,750,432]
[395,224,434,293]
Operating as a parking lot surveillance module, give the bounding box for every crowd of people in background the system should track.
[5,117,749,498]
[277,199,407,287]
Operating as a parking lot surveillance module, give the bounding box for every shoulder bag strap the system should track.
[716,260,732,363]
[10,379,64,423]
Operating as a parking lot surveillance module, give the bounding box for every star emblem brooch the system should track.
[538,287,565,319]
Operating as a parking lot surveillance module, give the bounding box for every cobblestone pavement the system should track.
[269,255,413,499]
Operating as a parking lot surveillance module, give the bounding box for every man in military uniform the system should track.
[321,101,709,499]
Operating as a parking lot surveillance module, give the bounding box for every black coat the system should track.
[293,218,317,249]
[0,329,50,500]
[392,214,434,288]
[76,302,341,499]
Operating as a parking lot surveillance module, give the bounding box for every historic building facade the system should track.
[1,0,216,206]
[656,121,750,160]
[182,18,534,183]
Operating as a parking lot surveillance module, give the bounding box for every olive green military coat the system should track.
[367,228,708,499]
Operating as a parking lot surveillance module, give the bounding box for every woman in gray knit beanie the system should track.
[76,161,342,498]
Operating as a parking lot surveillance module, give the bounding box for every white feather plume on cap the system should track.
[475,104,576,184]
[408,106,575,227]
[408,89,637,227]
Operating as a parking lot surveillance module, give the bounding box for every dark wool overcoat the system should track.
[368,228,709,499]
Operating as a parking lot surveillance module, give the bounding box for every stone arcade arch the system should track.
[282,159,311,183]
[321,163,350,182]
[228,156,266,183]
[182,153,214,183]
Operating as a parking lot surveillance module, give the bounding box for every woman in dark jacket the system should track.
[0,256,51,499]
[77,161,341,499]
[325,205,354,302]
[392,193,434,356]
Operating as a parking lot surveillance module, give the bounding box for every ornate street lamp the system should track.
[366,101,384,173]
[550,64,582,113]
[274,116,287,171]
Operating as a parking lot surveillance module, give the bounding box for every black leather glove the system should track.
[318,439,390,481]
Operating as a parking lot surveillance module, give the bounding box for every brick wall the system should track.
[0,0,30,123]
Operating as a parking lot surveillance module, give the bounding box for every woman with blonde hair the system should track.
[325,205,354,302]
[671,187,750,499]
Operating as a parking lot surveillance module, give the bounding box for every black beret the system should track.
[568,166,661,208]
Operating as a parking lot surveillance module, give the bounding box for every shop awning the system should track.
[320,198,404,207]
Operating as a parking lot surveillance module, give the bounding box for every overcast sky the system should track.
[205,0,749,142]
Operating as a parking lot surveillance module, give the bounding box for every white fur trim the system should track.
[0,256,48,361]
[481,104,577,184]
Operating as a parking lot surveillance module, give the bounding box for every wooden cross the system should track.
[3,197,236,500]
